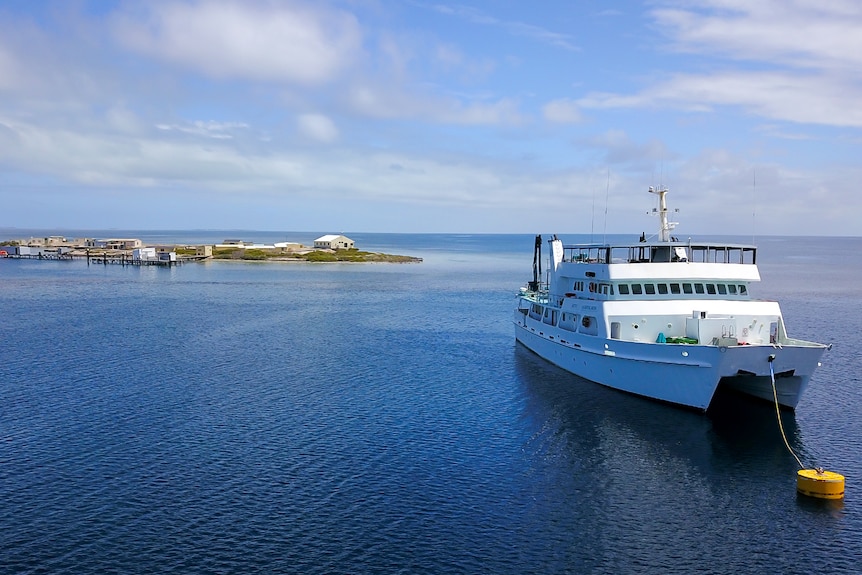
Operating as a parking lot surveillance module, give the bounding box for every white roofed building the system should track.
[314,235,354,250]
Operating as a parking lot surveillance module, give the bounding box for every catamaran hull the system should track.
[514,317,825,411]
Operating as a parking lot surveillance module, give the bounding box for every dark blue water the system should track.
[1,234,860,574]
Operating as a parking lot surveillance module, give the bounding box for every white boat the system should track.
[513,187,829,411]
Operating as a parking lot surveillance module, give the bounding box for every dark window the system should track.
[694,284,705,294]
[706,284,717,294]
[618,284,630,295]
[658,283,669,294]
[739,284,747,295]
[645,284,656,295]
[682,283,693,294]
[717,284,727,295]
[728,284,737,294]
[631,284,643,295]
[670,283,681,294]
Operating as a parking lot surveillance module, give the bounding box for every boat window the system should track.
[529,304,543,320]
[717,284,727,295]
[706,284,717,295]
[644,284,656,295]
[739,284,747,295]
[682,283,693,294]
[618,284,630,295]
[670,283,681,294]
[728,284,737,294]
[631,284,643,295]
[559,313,578,332]
[579,315,598,335]
[658,283,669,294]
[694,283,705,294]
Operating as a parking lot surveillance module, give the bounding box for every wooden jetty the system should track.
[83,252,179,267]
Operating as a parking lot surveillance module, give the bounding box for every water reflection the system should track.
[513,345,807,493]
[510,344,851,571]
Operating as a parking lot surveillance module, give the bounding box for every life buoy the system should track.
[582,316,592,328]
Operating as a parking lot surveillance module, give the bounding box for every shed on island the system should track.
[87,238,143,250]
[314,235,355,250]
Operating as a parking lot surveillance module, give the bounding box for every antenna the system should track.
[660,157,664,189]
[602,169,610,243]
[751,169,757,245]
[590,180,596,242]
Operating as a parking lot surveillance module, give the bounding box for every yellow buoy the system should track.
[797,469,845,500]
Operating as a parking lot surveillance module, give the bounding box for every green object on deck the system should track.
[665,337,698,344]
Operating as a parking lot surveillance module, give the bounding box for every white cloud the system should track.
[111,0,362,85]
[579,71,862,127]
[652,0,862,72]
[297,114,338,143]
[584,130,670,167]
[427,3,579,51]
[543,98,582,123]
[156,120,250,139]
[573,1,862,128]
[3,109,861,234]
[347,84,524,125]
[0,46,21,91]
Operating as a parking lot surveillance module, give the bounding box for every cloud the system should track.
[578,71,862,127]
[111,0,362,85]
[0,116,299,188]
[425,3,579,51]
[543,98,582,123]
[573,1,862,128]
[347,84,525,125]
[0,46,21,91]
[156,120,250,139]
[583,130,671,168]
[652,0,862,72]
[297,114,338,143]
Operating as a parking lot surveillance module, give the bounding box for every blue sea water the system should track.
[1,233,860,574]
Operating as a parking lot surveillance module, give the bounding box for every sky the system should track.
[1,0,861,236]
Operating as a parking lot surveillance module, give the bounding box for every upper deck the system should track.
[561,241,757,266]
[532,188,764,299]
[552,241,761,288]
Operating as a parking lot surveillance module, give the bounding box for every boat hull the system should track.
[513,314,825,411]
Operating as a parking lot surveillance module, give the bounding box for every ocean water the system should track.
[1,233,860,574]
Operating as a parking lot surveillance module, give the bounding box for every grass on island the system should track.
[211,247,419,263]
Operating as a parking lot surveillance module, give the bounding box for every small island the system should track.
[0,233,423,265]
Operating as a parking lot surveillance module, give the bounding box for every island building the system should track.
[313,235,354,250]
[132,247,176,263]
[86,238,143,250]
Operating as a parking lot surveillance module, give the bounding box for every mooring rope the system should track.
[768,356,806,470]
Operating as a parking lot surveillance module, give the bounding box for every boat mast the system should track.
[649,186,677,242]
[529,234,541,291]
